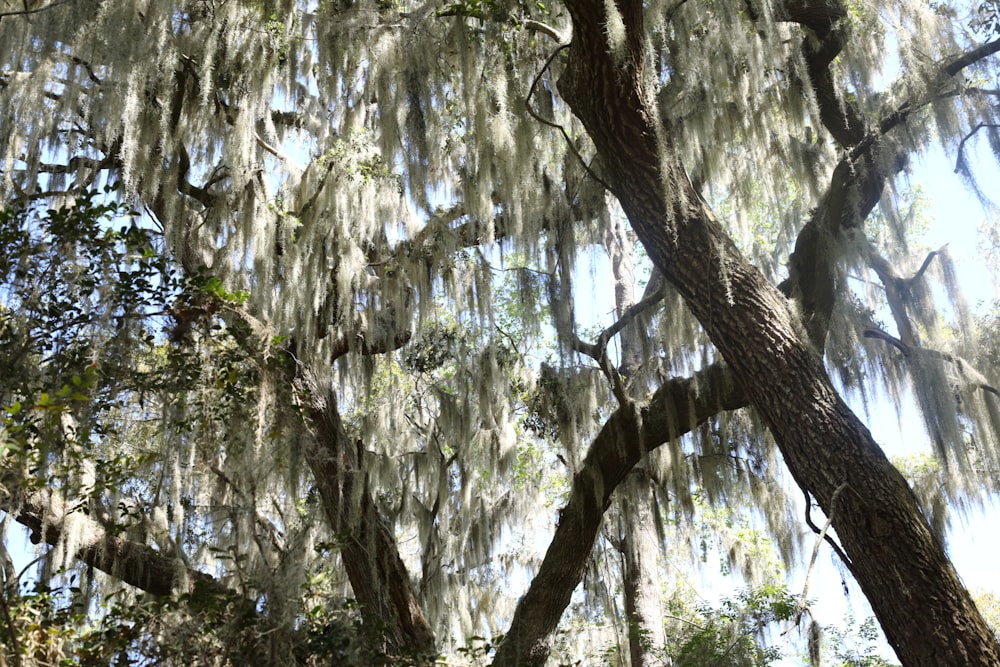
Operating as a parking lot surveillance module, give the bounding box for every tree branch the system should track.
[222,306,435,658]
[943,37,1000,77]
[0,0,73,20]
[494,361,747,665]
[865,327,1000,397]
[774,0,866,148]
[955,122,1000,173]
[0,482,231,599]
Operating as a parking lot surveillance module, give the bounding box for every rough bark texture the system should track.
[528,0,1000,665]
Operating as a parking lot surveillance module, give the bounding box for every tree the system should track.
[1,0,1000,665]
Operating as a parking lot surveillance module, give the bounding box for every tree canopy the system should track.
[1,0,1000,664]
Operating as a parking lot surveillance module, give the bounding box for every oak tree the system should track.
[1,0,1000,664]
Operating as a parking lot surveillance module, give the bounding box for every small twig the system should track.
[69,56,102,85]
[784,484,851,637]
[255,133,294,165]
[801,483,850,603]
[571,284,666,404]
[955,122,1000,173]
[575,284,667,361]
[525,44,614,194]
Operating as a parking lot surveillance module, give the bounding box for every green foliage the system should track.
[666,584,797,667]
[403,321,463,373]
[0,191,260,485]
[823,615,899,667]
[0,193,178,495]
[0,192,320,665]
[974,589,1000,639]
[0,190,170,390]
[0,578,376,666]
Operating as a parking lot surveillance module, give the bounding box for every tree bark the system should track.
[549,0,1000,664]
[619,474,664,667]
[231,310,435,659]
[603,217,665,666]
[296,373,436,660]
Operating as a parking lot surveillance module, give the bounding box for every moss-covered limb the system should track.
[775,3,1000,355]
[0,483,230,599]
[772,0,867,148]
[494,93,887,663]
[493,361,747,666]
[493,4,897,653]
[603,213,660,667]
[222,306,436,658]
[865,246,934,348]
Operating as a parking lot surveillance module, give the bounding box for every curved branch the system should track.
[523,19,566,43]
[571,284,666,370]
[911,247,944,283]
[955,122,1000,173]
[525,44,614,193]
[0,484,231,599]
[865,328,1000,397]
[0,0,72,20]
[493,361,747,665]
[863,327,910,356]
[292,372,436,658]
[224,307,435,658]
[867,244,947,349]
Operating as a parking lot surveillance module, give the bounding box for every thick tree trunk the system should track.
[551,0,1000,664]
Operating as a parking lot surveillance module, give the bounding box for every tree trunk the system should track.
[619,474,665,667]
[553,0,1000,664]
[297,375,436,660]
[604,217,665,666]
